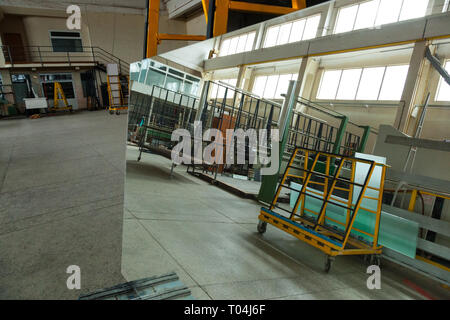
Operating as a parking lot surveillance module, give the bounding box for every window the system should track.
[378,65,409,100]
[436,61,450,101]
[138,59,201,96]
[219,32,256,57]
[252,74,297,99]
[334,0,429,34]
[210,79,237,99]
[317,65,409,101]
[263,14,321,48]
[50,31,83,52]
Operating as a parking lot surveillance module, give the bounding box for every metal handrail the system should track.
[0,45,130,75]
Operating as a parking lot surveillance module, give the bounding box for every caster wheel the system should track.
[116,111,120,115]
[137,156,141,162]
[324,256,334,273]
[109,110,114,115]
[257,221,267,234]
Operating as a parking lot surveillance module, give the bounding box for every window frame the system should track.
[219,31,257,57]
[49,30,83,53]
[333,0,429,35]
[435,60,450,102]
[252,73,297,99]
[262,13,321,49]
[316,64,410,102]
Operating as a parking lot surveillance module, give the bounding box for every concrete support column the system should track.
[235,65,246,89]
[393,40,428,133]
[294,56,310,105]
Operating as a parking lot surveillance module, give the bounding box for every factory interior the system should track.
[0,0,450,301]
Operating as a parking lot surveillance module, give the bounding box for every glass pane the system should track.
[436,61,450,101]
[138,59,149,83]
[275,74,294,99]
[220,39,231,56]
[334,5,358,34]
[236,34,247,54]
[130,62,141,81]
[375,0,403,26]
[399,0,429,21]
[378,65,409,100]
[354,0,379,30]
[317,70,342,99]
[263,75,279,98]
[145,69,166,87]
[165,75,182,92]
[336,68,362,100]
[245,32,256,51]
[253,76,267,97]
[277,23,292,46]
[228,36,239,55]
[51,38,83,52]
[356,67,385,100]
[303,15,321,40]
[289,19,306,43]
[264,26,280,48]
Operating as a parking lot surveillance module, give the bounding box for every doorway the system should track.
[2,33,26,63]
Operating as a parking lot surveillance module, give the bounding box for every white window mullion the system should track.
[377,67,388,100]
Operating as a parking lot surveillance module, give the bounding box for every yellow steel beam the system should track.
[202,0,209,23]
[213,0,230,37]
[291,0,306,10]
[158,34,207,41]
[146,0,160,58]
[229,1,298,15]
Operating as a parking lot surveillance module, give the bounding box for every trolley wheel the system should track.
[116,111,120,115]
[257,221,267,234]
[324,256,334,273]
[137,155,141,162]
[109,110,114,115]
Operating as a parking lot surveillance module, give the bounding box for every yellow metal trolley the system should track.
[107,75,129,115]
[258,147,387,272]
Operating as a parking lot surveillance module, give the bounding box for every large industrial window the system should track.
[252,74,297,99]
[210,79,238,99]
[436,60,450,101]
[334,0,429,34]
[263,14,321,48]
[317,65,409,101]
[219,32,256,57]
[50,31,83,52]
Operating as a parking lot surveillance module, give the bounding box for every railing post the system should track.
[357,125,371,153]
[38,47,43,66]
[119,59,122,75]
[91,47,95,63]
[67,51,71,66]
[332,115,348,155]
[7,46,13,67]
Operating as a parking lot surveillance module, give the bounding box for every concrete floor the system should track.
[0,111,127,299]
[1,111,448,300]
[124,147,450,300]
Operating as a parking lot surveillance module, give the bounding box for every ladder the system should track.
[107,75,129,115]
[390,92,430,206]
[49,82,72,112]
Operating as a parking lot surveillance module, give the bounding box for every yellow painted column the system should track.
[146,0,160,58]
[214,0,230,37]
